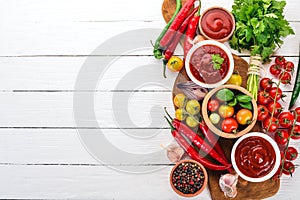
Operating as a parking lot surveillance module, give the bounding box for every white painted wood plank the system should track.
[0,129,174,164]
[0,56,298,91]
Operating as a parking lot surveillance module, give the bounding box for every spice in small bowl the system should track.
[169,159,208,197]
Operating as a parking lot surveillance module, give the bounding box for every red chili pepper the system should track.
[160,0,196,48]
[198,122,229,164]
[172,119,230,167]
[165,117,231,171]
[184,3,201,58]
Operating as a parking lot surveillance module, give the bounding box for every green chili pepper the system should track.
[289,45,300,109]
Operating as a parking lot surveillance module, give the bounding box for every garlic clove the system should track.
[166,144,185,163]
[219,173,239,198]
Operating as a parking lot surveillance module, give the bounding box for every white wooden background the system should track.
[0,0,299,199]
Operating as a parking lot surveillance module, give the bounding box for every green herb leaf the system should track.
[216,88,234,102]
[211,54,224,70]
[228,98,237,106]
[239,102,253,110]
[236,94,252,103]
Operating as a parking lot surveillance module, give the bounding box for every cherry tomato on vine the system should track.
[269,87,283,101]
[293,107,300,122]
[288,124,300,140]
[260,78,273,91]
[279,72,291,84]
[263,116,279,132]
[274,129,289,145]
[267,101,282,117]
[257,105,269,121]
[207,99,219,112]
[257,90,271,105]
[275,56,286,67]
[221,118,238,133]
[278,112,295,128]
[285,147,298,161]
[284,61,294,72]
[282,161,295,176]
[270,64,282,76]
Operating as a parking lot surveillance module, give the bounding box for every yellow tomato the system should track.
[227,73,242,86]
[236,109,253,125]
[167,56,184,72]
[185,116,198,128]
[175,108,187,121]
[173,93,187,108]
[185,100,201,115]
[218,105,234,118]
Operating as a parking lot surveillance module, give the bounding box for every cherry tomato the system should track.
[175,108,187,121]
[282,161,295,176]
[207,99,219,112]
[167,56,184,72]
[285,147,298,161]
[268,87,283,101]
[284,61,294,72]
[218,105,234,118]
[263,116,279,132]
[278,112,294,128]
[267,101,282,117]
[275,56,286,67]
[274,129,289,145]
[227,73,243,86]
[257,90,271,105]
[293,107,300,122]
[272,166,282,180]
[260,78,273,91]
[221,118,238,133]
[288,124,300,140]
[236,109,253,125]
[279,72,291,84]
[185,116,198,128]
[173,93,187,108]
[185,100,200,115]
[257,105,269,121]
[269,64,282,76]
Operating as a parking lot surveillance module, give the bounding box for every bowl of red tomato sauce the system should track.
[185,40,234,88]
[231,132,281,182]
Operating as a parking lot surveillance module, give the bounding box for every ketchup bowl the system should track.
[185,40,234,88]
[231,132,281,182]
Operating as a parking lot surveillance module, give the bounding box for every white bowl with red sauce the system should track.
[231,132,281,182]
[185,40,234,88]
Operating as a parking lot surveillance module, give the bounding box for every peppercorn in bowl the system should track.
[169,159,208,197]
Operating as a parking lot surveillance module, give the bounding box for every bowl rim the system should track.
[169,159,208,197]
[199,6,236,43]
[185,40,234,88]
[231,132,281,182]
[201,84,258,138]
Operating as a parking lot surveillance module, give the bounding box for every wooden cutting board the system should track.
[162,0,280,199]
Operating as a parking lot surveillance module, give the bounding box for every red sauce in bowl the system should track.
[235,136,276,178]
[201,8,234,40]
[189,44,229,84]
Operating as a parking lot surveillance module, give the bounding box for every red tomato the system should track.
[282,161,295,176]
[293,107,300,122]
[221,118,238,133]
[257,91,271,105]
[288,124,300,140]
[285,147,298,161]
[269,64,282,76]
[275,56,286,66]
[279,72,291,84]
[278,112,295,128]
[284,61,294,72]
[274,129,289,145]
[260,78,273,91]
[257,105,269,121]
[263,116,279,132]
[268,87,283,101]
[267,101,282,117]
[207,99,219,112]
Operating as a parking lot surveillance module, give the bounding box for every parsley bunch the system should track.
[230,0,294,62]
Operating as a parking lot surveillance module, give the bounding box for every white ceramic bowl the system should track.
[185,40,234,88]
[231,132,281,182]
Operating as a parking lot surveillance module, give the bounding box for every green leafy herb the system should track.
[236,94,252,103]
[228,98,237,106]
[211,54,224,70]
[216,88,235,101]
[230,0,294,63]
[239,102,253,110]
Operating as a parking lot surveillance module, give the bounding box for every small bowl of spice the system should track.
[169,159,208,197]
[199,7,235,43]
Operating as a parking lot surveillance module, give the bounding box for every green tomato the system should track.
[186,116,198,128]
[185,100,200,115]
[209,113,221,124]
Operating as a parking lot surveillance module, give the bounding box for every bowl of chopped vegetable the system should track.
[202,84,258,138]
[185,40,234,88]
[169,159,208,197]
